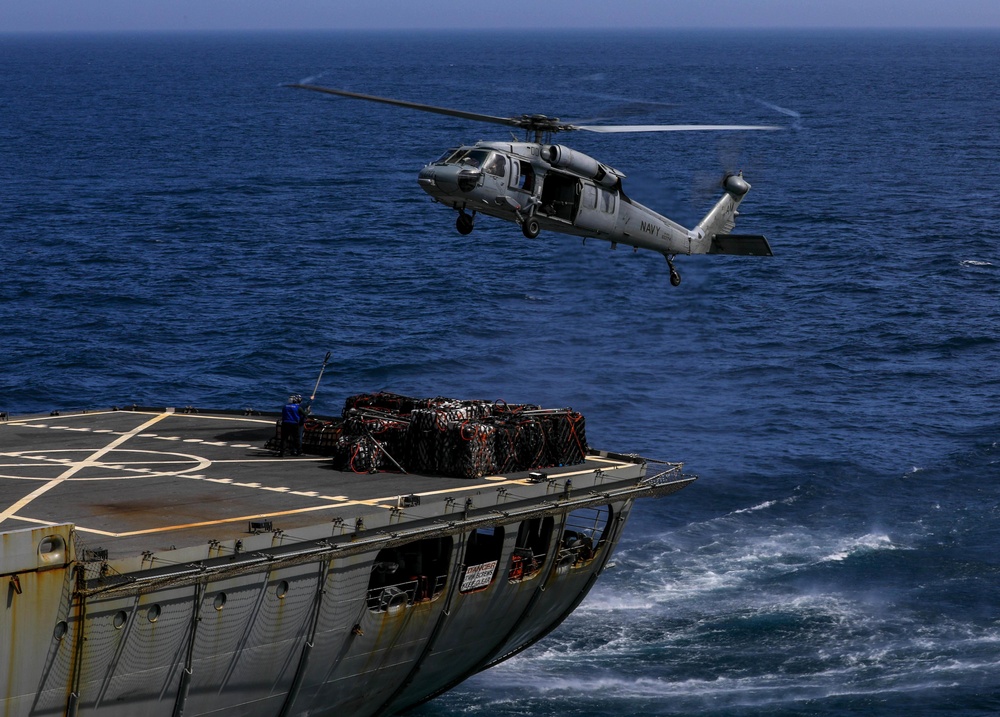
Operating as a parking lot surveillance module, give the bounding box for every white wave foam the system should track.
[466,667,964,707]
[458,586,1000,717]
[576,593,653,612]
[729,499,778,515]
[606,524,911,611]
[711,494,800,520]
[820,532,899,563]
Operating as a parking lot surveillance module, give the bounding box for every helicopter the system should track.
[290,83,778,286]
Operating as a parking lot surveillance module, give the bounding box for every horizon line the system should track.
[3,25,1000,36]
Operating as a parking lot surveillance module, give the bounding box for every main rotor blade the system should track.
[574,123,782,133]
[289,84,782,136]
[288,83,522,129]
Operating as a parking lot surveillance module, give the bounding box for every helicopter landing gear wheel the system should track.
[666,255,681,287]
[521,217,540,239]
[456,211,475,235]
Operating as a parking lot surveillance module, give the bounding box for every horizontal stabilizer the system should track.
[708,234,773,256]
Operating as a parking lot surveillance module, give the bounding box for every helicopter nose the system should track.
[418,165,480,195]
[418,166,450,193]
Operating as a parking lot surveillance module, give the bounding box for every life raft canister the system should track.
[510,554,524,581]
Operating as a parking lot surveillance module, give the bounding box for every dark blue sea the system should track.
[3,29,999,716]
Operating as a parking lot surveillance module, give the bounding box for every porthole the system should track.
[276,580,289,599]
[53,621,68,640]
[147,604,161,623]
[113,611,128,629]
[213,593,227,611]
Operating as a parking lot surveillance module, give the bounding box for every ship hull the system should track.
[1,407,692,716]
[4,503,637,716]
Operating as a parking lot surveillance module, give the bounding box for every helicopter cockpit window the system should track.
[484,153,506,178]
[435,148,462,164]
[458,149,491,169]
[435,148,493,169]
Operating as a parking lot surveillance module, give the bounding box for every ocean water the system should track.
[2,29,999,716]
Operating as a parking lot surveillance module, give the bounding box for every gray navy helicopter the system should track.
[291,84,777,286]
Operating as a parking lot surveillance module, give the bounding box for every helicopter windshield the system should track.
[436,148,492,169]
[458,149,491,168]
[434,148,462,163]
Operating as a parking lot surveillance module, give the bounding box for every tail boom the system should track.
[688,173,770,255]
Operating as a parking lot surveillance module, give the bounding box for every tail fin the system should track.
[692,173,772,256]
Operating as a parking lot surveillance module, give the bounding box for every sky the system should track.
[2,0,999,33]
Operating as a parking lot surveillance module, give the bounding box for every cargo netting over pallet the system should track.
[292,393,587,479]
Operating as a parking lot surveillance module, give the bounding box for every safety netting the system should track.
[291,392,588,478]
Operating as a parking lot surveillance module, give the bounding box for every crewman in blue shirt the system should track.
[279,394,305,456]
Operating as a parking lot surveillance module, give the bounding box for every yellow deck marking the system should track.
[151,413,275,426]
[2,410,141,425]
[2,410,275,426]
[0,410,176,526]
[73,498,390,537]
[211,457,329,464]
[3,515,59,527]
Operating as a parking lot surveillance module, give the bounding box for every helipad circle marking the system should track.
[0,449,211,481]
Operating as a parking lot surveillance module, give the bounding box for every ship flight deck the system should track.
[0,407,666,560]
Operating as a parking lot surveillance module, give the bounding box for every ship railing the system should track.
[366,574,447,613]
[555,540,598,568]
[554,503,610,568]
[639,459,685,486]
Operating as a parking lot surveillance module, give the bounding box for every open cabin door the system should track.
[538,170,579,223]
